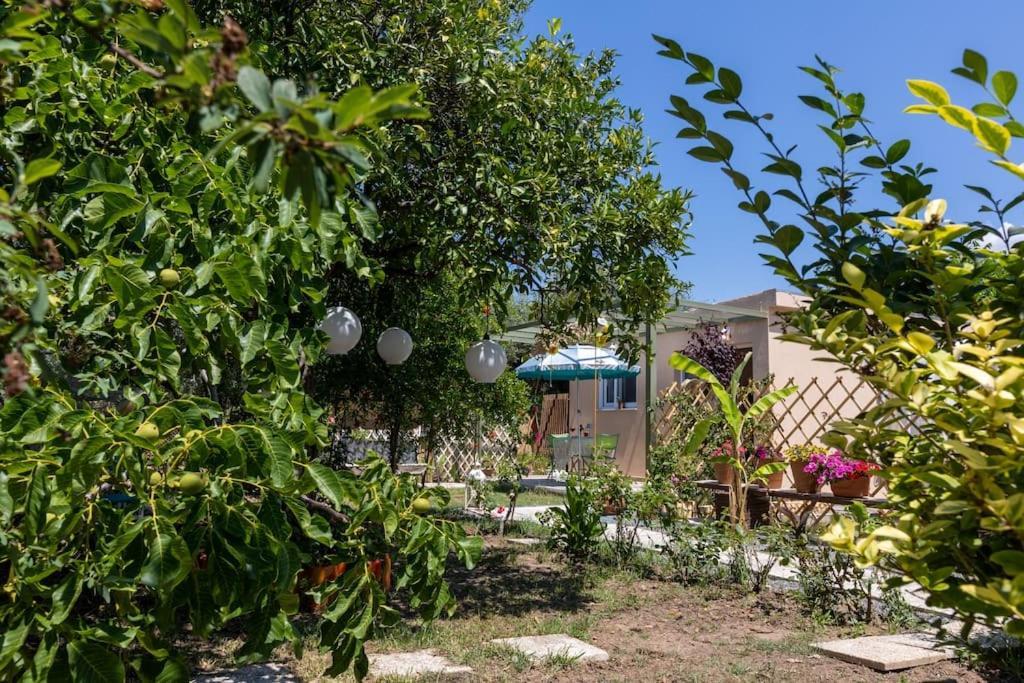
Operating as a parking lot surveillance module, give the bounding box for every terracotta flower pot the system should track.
[712,461,735,486]
[830,476,871,498]
[790,461,819,493]
[754,460,785,489]
[603,500,626,516]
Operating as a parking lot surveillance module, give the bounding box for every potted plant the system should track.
[710,440,739,486]
[803,449,879,498]
[784,444,824,493]
[589,460,632,516]
[749,445,785,489]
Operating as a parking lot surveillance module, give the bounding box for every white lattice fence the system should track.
[430,426,518,482]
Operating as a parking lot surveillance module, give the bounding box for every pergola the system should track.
[495,298,769,466]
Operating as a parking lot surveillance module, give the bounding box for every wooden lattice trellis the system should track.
[654,373,895,530]
[428,426,518,482]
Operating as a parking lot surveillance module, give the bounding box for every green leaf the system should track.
[907,80,950,106]
[23,464,49,539]
[993,159,1024,179]
[746,385,798,419]
[885,139,910,164]
[0,472,12,524]
[237,66,273,113]
[718,67,742,99]
[29,277,48,323]
[306,463,349,509]
[68,641,125,683]
[140,530,191,592]
[992,71,1018,106]
[938,105,976,131]
[683,417,713,456]
[23,158,62,186]
[974,117,1011,156]
[973,102,1007,118]
[992,550,1024,576]
[772,225,804,256]
[959,49,988,84]
[687,146,723,163]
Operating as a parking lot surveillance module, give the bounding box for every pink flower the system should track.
[497,506,506,514]
[803,450,878,485]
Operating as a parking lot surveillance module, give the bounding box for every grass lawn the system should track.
[190,533,984,682]
[440,488,565,511]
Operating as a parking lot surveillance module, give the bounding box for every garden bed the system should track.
[190,534,985,681]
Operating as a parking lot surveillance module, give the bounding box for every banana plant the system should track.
[669,353,797,525]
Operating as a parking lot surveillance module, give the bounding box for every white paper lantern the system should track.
[376,327,413,365]
[465,338,507,383]
[320,307,362,355]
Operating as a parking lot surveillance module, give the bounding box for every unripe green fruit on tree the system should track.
[159,268,180,289]
[149,471,163,487]
[177,472,207,496]
[411,497,431,513]
[135,422,160,441]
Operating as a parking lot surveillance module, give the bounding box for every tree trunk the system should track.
[387,406,402,472]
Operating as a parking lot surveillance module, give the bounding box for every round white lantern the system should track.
[376,327,413,365]
[465,338,507,383]
[320,307,362,355]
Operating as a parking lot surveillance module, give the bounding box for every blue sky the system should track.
[522,1,1024,302]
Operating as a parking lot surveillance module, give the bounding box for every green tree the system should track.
[312,273,530,470]
[0,2,477,680]
[195,0,692,357]
[659,39,1024,639]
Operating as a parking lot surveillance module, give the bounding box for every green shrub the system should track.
[658,38,1024,639]
[662,519,731,586]
[541,476,604,564]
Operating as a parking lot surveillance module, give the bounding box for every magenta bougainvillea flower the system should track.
[803,449,879,485]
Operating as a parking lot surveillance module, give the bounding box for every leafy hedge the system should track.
[658,38,1024,638]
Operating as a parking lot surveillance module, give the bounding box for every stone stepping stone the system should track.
[507,537,542,546]
[813,633,953,672]
[489,634,609,663]
[368,650,473,678]
[193,663,299,682]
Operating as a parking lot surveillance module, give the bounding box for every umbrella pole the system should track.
[575,377,581,472]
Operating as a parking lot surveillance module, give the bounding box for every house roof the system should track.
[495,298,768,344]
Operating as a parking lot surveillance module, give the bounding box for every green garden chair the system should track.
[594,433,619,460]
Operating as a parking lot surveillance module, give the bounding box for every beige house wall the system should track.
[564,289,876,478]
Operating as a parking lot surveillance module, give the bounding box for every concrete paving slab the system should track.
[368,650,473,678]
[507,537,543,546]
[194,663,298,682]
[813,633,953,671]
[489,634,609,663]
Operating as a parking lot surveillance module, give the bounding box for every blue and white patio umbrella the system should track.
[515,344,639,458]
[514,344,639,381]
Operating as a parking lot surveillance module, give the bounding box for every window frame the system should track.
[598,376,639,410]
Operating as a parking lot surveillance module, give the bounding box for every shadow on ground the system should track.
[443,546,590,618]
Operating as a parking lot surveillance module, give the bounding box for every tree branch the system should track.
[300,494,349,525]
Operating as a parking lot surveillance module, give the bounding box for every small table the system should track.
[694,481,888,530]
